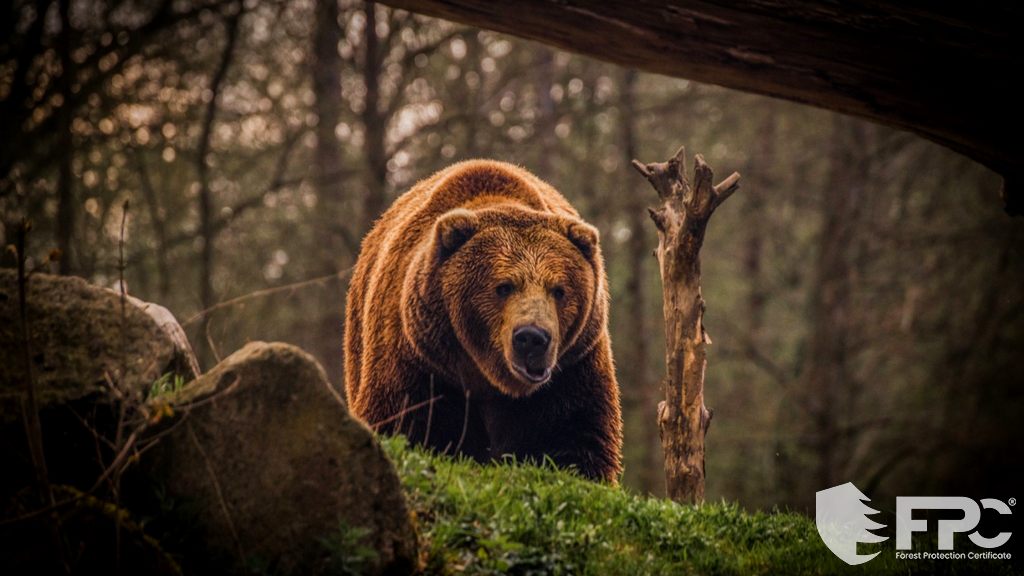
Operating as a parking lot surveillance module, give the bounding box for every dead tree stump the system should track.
[631,146,740,503]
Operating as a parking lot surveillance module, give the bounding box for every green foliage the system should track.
[382,437,1012,576]
[318,521,380,576]
[148,372,186,401]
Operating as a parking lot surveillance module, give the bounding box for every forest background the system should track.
[2,0,1021,511]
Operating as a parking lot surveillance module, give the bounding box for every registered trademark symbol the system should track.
[1009,498,1016,506]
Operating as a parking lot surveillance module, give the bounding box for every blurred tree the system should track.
[618,68,660,494]
[312,0,350,385]
[1,0,233,267]
[802,116,869,505]
[195,3,242,366]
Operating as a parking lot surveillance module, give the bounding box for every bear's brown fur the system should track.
[344,160,622,482]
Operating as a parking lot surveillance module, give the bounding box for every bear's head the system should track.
[403,205,606,398]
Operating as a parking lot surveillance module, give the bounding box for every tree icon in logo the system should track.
[816,482,889,565]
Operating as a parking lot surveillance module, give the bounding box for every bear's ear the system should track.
[565,221,599,259]
[434,208,479,257]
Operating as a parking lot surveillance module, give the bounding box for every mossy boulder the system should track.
[150,342,417,575]
[0,270,198,574]
[1,270,198,490]
[0,269,199,417]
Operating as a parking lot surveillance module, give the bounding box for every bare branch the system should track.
[366,394,443,429]
[630,159,652,179]
[183,268,355,327]
[714,172,742,205]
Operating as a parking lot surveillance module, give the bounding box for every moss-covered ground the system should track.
[382,437,1015,576]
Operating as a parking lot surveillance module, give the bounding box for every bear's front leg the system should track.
[356,359,490,462]
[482,344,623,483]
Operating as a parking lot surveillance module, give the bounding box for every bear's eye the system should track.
[551,286,566,301]
[495,282,515,297]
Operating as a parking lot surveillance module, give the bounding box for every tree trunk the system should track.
[55,130,75,276]
[361,1,388,232]
[532,47,556,181]
[632,146,740,503]
[313,0,348,386]
[461,33,483,156]
[136,151,171,300]
[55,0,76,276]
[745,105,776,340]
[803,115,866,499]
[619,70,659,494]
[739,104,774,501]
[196,9,241,368]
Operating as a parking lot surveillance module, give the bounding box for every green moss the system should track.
[382,437,1013,576]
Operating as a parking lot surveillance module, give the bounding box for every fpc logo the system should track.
[815,482,1014,565]
[815,482,888,565]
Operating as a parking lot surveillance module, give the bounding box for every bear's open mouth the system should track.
[512,363,552,385]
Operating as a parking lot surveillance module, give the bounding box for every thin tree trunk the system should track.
[16,220,69,572]
[632,146,741,503]
[533,47,556,181]
[619,70,659,494]
[196,8,242,368]
[739,103,775,501]
[803,115,865,501]
[745,105,776,340]
[313,0,347,386]
[461,33,482,155]
[56,137,74,275]
[55,0,75,276]
[361,1,387,231]
[135,151,171,300]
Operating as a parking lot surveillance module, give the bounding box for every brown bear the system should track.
[344,160,622,482]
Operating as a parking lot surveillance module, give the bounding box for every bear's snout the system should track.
[511,324,553,383]
[513,325,550,356]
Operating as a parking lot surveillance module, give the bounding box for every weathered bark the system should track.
[632,146,740,503]
[378,0,1018,213]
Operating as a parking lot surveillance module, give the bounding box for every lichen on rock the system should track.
[150,342,418,575]
[0,269,199,417]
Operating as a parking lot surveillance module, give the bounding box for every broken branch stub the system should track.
[631,145,740,504]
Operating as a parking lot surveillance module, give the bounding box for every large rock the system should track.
[0,269,199,417]
[0,270,199,574]
[0,270,198,488]
[150,342,417,575]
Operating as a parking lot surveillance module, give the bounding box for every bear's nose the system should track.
[512,325,550,357]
